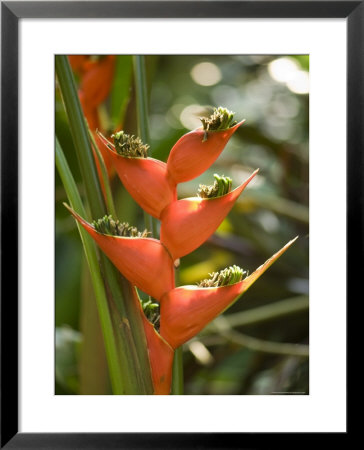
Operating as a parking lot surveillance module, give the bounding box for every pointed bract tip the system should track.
[63,203,91,231]
[96,130,115,151]
[63,202,75,216]
[288,236,299,246]
[236,118,246,128]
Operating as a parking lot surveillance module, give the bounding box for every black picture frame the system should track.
[1,1,357,447]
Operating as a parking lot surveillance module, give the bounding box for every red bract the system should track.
[68,55,88,74]
[130,288,174,395]
[79,56,116,110]
[159,238,297,349]
[65,206,175,300]
[69,55,116,126]
[166,120,245,183]
[69,55,117,184]
[79,91,100,130]
[98,133,177,219]
[160,169,259,260]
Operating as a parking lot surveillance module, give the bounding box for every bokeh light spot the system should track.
[268,57,300,83]
[190,62,222,86]
[179,104,206,130]
[268,57,309,95]
[287,71,309,94]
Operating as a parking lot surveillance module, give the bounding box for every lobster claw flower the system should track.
[130,288,174,395]
[160,169,259,260]
[68,55,88,74]
[69,56,116,181]
[159,238,298,349]
[79,55,116,110]
[97,132,177,219]
[166,120,245,184]
[69,55,115,130]
[65,205,174,300]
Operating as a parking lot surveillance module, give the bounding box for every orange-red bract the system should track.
[79,91,100,131]
[130,287,174,395]
[69,55,116,130]
[79,55,116,110]
[65,205,175,300]
[98,133,177,219]
[160,238,298,349]
[160,169,259,260]
[69,55,117,183]
[166,120,245,184]
[68,55,88,74]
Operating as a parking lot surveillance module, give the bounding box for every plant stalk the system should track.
[133,55,157,237]
[171,266,184,394]
[171,347,184,395]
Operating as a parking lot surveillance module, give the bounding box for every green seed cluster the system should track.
[198,265,247,288]
[198,174,232,199]
[93,215,149,238]
[142,299,160,331]
[112,131,149,158]
[200,107,237,133]
[89,55,106,62]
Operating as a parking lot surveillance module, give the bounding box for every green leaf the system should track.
[111,55,133,129]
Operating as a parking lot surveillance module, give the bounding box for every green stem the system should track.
[171,347,184,395]
[101,258,154,394]
[133,56,150,147]
[133,55,157,237]
[87,123,117,217]
[212,315,308,357]
[171,266,184,394]
[214,317,309,357]
[223,295,308,328]
[203,295,309,333]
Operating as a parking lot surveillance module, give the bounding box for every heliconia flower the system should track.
[64,205,175,300]
[160,169,259,260]
[79,92,100,131]
[159,237,298,349]
[79,55,116,110]
[131,290,174,395]
[68,55,88,74]
[97,131,177,219]
[69,55,117,182]
[166,107,245,184]
[69,55,115,129]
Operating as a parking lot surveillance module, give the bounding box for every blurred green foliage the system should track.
[56,55,309,395]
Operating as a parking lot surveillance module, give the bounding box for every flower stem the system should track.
[222,295,309,328]
[133,55,157,237]
[171,266,184,394]
[171,347,184,395]
[87,123,117,217]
